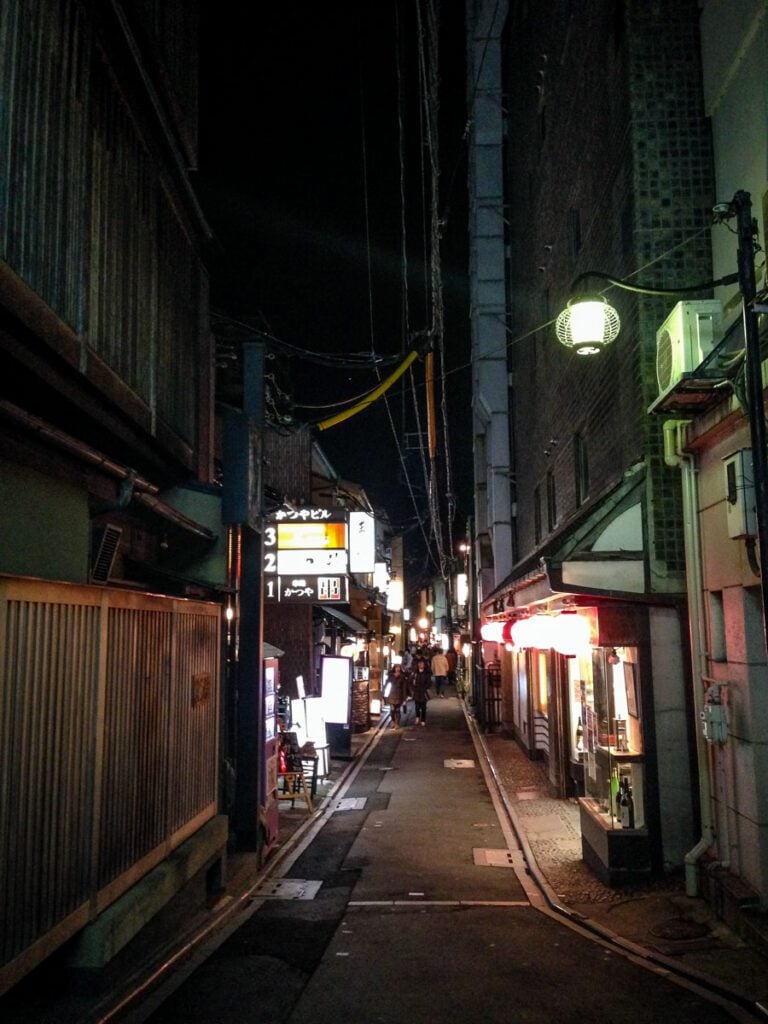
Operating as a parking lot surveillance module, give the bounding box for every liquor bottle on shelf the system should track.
[575,716,584,753]
[619,779,635,829]
[610,769,620,823]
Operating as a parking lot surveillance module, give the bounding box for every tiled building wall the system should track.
[626,1,715,578]
[503,0,712,578]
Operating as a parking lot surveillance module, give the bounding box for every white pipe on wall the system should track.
[663,419,720,895]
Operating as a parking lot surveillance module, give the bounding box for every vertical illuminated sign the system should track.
[349,512,375,573]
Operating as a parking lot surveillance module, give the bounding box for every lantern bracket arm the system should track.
[568,269,739,301]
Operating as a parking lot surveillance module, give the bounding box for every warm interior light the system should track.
[555,295,621,355]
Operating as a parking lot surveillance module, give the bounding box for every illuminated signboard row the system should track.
[263,506,374,603]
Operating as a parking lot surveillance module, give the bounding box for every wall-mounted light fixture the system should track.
[555,191,768,657]
[555,268,738,355]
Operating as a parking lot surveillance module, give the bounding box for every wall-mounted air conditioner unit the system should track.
[655,299,723,398]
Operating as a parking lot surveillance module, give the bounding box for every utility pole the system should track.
[224,341,266,850]
[733,191,768,661]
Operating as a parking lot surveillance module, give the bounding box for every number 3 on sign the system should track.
[263,526,277,576]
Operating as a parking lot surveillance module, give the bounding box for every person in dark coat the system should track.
[410,656,432,726]
[384,663,407,728]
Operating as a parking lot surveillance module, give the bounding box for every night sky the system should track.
[196,3,472,584]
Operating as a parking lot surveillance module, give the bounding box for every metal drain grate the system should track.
[473,848,516,868]
[250,879,323,900]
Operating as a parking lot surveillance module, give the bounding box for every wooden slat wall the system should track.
[0,0,200,446]
[0,578,220,988]
[0,597,100,961]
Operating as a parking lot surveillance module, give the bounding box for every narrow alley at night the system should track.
[1,1,768,1021]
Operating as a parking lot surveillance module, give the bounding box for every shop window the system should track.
[567,207,582,261]
[574,432,589,505]
[576,647,646,831]
[546,469,557,530]
[532,649,549,755]
[536,650,548,716]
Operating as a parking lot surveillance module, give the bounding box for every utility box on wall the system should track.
[723,449,756,539]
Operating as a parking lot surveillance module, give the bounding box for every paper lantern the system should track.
[552,612,591,656]
[480,620,505,643]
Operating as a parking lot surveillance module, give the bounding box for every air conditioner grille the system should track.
[91,524,122,583]
[656,329,674,392]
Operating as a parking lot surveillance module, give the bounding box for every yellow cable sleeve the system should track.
[317,348,420,430]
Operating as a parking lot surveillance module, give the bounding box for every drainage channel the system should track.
[464,703,768,1024]
[93,719,393,1024]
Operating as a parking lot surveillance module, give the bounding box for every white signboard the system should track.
[277,548,349,575]
[349,511,375,573]
[321,656,352,725]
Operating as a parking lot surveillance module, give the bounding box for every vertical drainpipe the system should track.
[663,419,716,895]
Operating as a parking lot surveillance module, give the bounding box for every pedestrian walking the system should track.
[384,663,407,728]
[430,647,449,697]
[410,656,432,726]
[445,647,458,690]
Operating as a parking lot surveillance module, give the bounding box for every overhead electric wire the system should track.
[350,7,436,569]
[210,310,402,370]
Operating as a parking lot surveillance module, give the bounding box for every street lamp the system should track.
[555,269,738,355]
[555,191,768,657]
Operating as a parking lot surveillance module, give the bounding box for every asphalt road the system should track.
[124,700,752,1024]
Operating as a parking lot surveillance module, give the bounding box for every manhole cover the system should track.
[333,797,367,811]
[473,848,516,867]
[649,918,711,941]
[250,879,323,901]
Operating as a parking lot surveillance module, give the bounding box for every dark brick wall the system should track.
[502,0,713,577]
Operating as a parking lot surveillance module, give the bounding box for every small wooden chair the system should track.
[277,770,313,812]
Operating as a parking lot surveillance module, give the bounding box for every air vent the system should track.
[656,328,674,392]
[91,524,122,583]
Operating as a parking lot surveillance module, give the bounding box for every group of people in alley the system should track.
[384,646,456,728]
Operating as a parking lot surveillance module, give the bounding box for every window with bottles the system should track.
[570,646,645,831]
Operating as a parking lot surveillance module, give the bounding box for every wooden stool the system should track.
[277,771,313,812]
